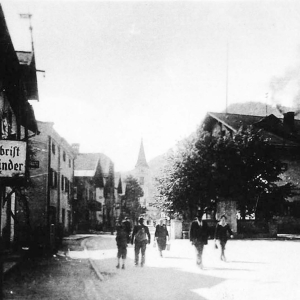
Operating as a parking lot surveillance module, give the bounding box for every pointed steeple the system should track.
[135,139,149,168]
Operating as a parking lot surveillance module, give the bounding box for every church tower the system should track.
[134,139,151,208]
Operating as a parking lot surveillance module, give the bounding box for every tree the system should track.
[155,126,294,221]
[123,175,144,223]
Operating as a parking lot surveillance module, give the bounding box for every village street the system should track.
[66,235,300,300]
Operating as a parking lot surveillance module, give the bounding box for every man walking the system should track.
[123,217,132,243]
[131,217,151,267]
[189,211,209,269]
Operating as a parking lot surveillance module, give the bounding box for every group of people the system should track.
[190,211,233,269]
[115,217,169,269]
[115,212,233,270]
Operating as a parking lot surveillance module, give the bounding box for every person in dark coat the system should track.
[189,211,209,269]
[116,220,128,269]
[214,214,233,262]
[131,217,151,267]
[123,217,132,243]
[154,219,169,257]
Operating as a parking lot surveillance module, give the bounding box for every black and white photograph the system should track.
[1,0,300,299]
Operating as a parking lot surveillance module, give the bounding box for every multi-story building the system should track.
[73,150,115,232]
[0,5,39,250]
[26,121,76,249]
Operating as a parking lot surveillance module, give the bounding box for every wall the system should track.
[275,216,300,233]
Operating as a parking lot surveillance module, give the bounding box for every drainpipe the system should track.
[57,146,61,226]
[47,136,51,247]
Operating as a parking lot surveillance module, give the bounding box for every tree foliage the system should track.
[123,175,145,223]
[155,126,294,221]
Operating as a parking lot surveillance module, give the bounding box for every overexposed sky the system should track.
[2,0,300,171]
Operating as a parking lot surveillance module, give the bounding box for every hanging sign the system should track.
[0,140,27,177]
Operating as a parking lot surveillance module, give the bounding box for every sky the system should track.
[2,0,300,172]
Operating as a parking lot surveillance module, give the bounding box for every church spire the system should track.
[135,139,149,168]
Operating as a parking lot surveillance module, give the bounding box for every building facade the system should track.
[0,5,39,250]
[74,151,115,232]
[202,111,300,220]
[25,121,76,249]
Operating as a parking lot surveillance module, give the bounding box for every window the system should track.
[69,159,71,168]
[63,151,66,162]
[65,178,69,193]
[54,171,57,187]
[61,175,65,191]
[52,143,56,155]
[73,187,77,200]
[50,169,58,188]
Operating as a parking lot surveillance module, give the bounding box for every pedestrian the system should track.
[116,220,128,269]
[123,217,132,243]
[154,219,169,257]
[131,217,151,267]
[189,211,209,269]
[214,214,233,262]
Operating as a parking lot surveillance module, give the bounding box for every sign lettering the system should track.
[0,141,27,177]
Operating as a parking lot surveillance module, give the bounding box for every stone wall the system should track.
[275,216,300,233]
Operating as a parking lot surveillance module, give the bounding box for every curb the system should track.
[82,239,104,281]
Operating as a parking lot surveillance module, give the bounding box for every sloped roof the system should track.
[205,112,264,132]
[16,51,39,101]
[74,153,112,177]
[204,112,300,146]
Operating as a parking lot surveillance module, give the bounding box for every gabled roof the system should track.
[204,112,300,146]
[204,112,264,132]
[74,153,112,177]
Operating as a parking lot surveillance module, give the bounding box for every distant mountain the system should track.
[226,101,300,119]
[148,152,169,179]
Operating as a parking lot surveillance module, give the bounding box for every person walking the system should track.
[115,220,128,269]
[214,214,233,262]
[154,219,169,257]
[131,217,151,267]
[123,217,132,243]
[189,211,209,269]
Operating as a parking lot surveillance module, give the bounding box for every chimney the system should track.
[283,112,295,132]
[71,143,80,156]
